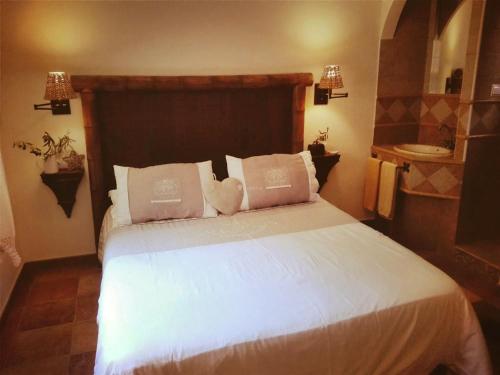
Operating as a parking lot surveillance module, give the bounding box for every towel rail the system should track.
[399,162,410,173]
[371,152,410,173]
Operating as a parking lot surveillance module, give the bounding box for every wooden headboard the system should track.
[71,73,313,244]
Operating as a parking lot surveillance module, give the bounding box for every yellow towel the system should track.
[363,157,382,212]
[377,161,399,220]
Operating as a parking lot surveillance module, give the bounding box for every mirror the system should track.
[428,0,473,94]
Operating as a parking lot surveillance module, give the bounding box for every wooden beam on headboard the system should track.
[72,73,313,246]
[72,73,313,92]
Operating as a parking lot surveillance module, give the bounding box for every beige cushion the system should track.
[204,177,244,215]
[226,151,319,211]
[111,161,217,225]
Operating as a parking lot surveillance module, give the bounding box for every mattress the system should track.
[96,199,491,375]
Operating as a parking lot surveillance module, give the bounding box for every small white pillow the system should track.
[111,161,217,226]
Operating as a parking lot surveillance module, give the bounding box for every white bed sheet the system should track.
[96,199,491,375]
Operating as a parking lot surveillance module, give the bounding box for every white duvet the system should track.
[96,199,491,375]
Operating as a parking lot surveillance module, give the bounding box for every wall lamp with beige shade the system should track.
[314,65,348,105]
[34,72,77,115]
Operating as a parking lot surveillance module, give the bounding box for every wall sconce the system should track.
[34,72,77,115]
[314,65,348,105]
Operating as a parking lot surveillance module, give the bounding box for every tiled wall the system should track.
[374,0,431,146]
[373,96,420,145]
[418,94,460,145]
[401,161,463,198]
[394,193,460,254]
[377,0,431,97]
[470,102,500,136]
[374,92,462,147]
[457,0,500,243]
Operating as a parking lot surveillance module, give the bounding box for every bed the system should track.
[72,74,491,375]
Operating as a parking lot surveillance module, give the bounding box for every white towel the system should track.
[377,161,399,220]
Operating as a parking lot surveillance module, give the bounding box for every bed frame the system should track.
[71,73,313,244]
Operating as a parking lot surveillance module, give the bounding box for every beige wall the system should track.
[1,1,382,262]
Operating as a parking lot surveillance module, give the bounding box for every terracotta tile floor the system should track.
[0,256,100,375]
[0,253,499,374]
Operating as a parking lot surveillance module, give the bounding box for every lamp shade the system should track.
[43,72,77,101]
[318,65,344,90]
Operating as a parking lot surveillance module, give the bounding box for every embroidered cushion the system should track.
[226,151,319,211]
[111,161,217,225]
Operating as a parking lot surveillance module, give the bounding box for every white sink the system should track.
[393,144,453,158]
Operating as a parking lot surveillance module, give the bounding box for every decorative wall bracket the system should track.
[311,152,341,192]
[41,170,84,218]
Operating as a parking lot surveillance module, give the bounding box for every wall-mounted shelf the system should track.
[41,169,84,218]
[311,151,341,192]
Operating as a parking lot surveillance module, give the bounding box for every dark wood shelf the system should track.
[312,152,341,192]
[41,169,84,218]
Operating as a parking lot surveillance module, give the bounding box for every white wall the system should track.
[1,1,382,262]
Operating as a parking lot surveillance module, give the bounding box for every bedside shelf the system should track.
[41,170,84,218]
[312,152,341,192]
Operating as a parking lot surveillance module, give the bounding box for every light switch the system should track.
[491,84,500,96]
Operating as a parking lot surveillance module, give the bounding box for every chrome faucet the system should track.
[438,124,456,150]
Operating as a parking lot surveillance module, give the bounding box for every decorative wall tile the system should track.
[404,165,426,189]
[408,99,421,121]
[470,102,500,135]
[401,162,463,198]
[427,167,459,194]
[375,96,421,125]
[388,100,408,122]
[412,162,441,176]
[420,94,459,127]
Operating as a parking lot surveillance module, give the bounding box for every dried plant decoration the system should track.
[13,131,84,171]
[13,131,76,160]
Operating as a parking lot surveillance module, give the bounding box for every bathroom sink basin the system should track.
[393,144,453,158]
